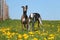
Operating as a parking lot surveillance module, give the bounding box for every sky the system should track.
[6,0,60,20]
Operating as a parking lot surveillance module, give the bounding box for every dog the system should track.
[29,13,42,30]
[21,5,29,31]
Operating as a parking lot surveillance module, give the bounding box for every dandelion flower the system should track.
[18,34,22,39]
[23,34,29,39]
[18,39,22,40]
[11,32,15,36]
[6,31,11,36]
[49,34,55,37]
[6,28,10,31]
[28,31,34,35]
[44,38,47,40]
[33,38,38,40]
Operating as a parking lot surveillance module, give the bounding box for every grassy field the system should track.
[0,20,60,40]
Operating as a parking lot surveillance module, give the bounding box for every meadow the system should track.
[0,20,60,40]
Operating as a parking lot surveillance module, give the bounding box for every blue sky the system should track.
[6,0,60,20]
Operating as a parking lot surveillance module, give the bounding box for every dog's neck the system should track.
[23,11,27,15]
[22,7,27,15]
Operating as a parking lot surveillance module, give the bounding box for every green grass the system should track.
[0,19,60,40]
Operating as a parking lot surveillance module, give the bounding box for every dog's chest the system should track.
[31,14,34,18]
[22,18,25,21]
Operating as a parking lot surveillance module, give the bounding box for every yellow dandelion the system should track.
[51,36,54,39]
[48,37,54,40]
[11,32,15,36]
[17,39,23,40]
[3,31,7,35]
[33,38,38,40]
[48,37,51,40]
[5,31,13,39]
[28,31,34,35]
[41,33,48,36]
[0,28,6,32]
[18,34,22,39]
[49,34,55,37]
[6,34,12,39]
[23,34,29,39]
[6,31,11,36]
[44,38,47,40]
[48,34,55,40]
[35,31,39,33]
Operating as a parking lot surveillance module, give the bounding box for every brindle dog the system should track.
[21,5,29,31]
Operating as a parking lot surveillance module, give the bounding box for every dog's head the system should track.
[21,5,28,15]
[21,5,28,11]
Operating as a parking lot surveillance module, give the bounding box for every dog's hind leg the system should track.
[32,19,34,31]
[38,20,39,27]
[38,17,42,25]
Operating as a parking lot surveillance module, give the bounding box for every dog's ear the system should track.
[21,6,24,8]
[26,5,28,9]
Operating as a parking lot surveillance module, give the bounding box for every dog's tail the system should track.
[38,17,42,25]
